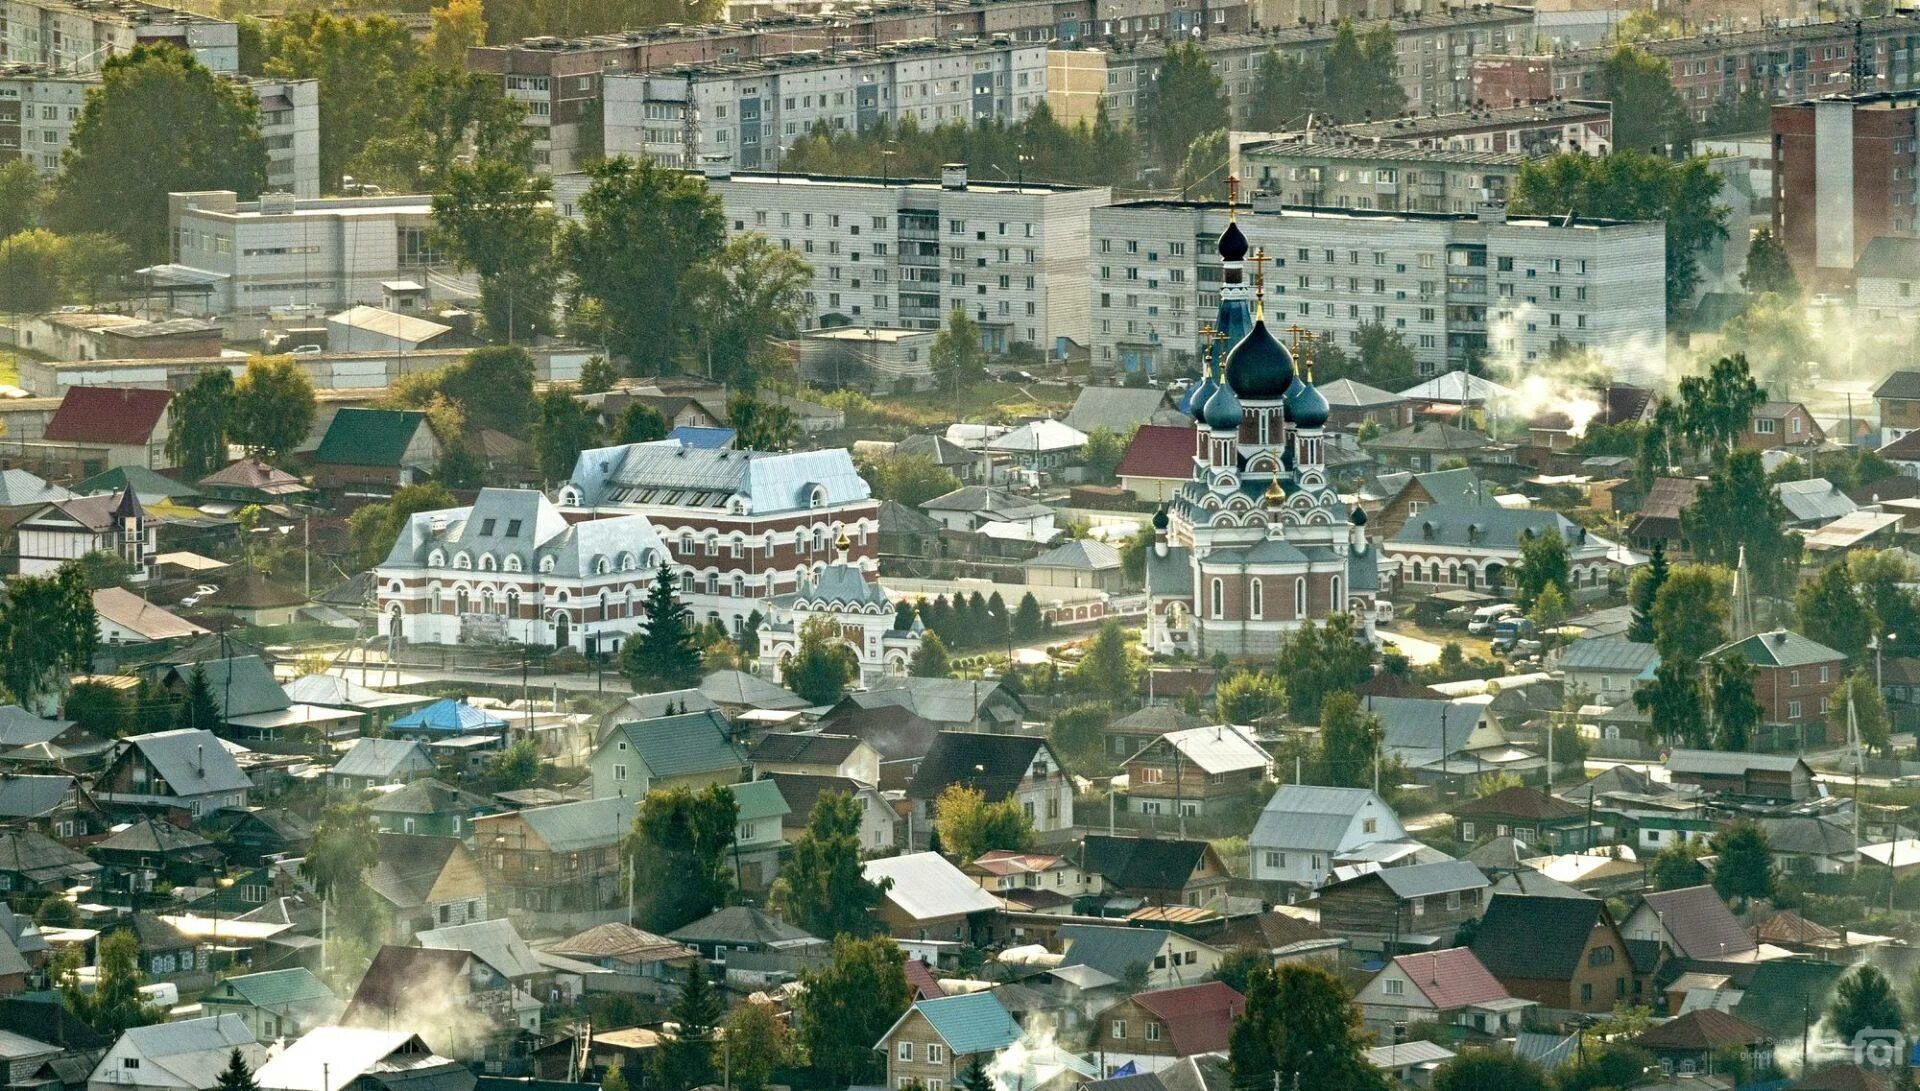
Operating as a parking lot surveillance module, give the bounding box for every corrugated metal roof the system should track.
[1251,785,1399,852]
[904,992,1021,1055]
[416,917,543,979]
[864,852,1000,920]
[506,796,635,854]
[1558,636,1660,674]
[611,709,748,780]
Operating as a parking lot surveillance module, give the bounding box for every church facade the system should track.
[1144,190,1382,658]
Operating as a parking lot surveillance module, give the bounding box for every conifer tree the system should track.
[176,665,220,731]
[621,564,703,690]
[215,1050,258,1091]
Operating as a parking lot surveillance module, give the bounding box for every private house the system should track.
[825,677,1025,734]
[891,435,989,485]
[1025,540,1125,593]
[1364,696,1537,790]
[1086,982,1243,1075]
[1452,787,1594,851]
[367,779,498,839]
[202,807,311,866]
[966,850,1088,912]
[760,773,899,853]
[1469,893,1638,1014]
[120,915,199,982]
[94,729,250,817]
[1369,467,1498,540]
[0,774,107,841]
[470,796,633,932]
[1758,816,1860,877]
[94,588,207,646]
[157,657,358,745]
[1121,726,1272,818]
[1249,785,1415,892]
[1705,631,1847,750]
[1775,479,1857,529]
[905,732,1073,835]
[198,458,311,506]
[252,1027,472,1091]
[1740,402,1823,450]
[1102,706,1204,765]
[40,387,173,474]
[1118,425,1202,505]
[1625,479,1701,554]
[540,922,697,999]
[92,818,222,897]
[863,851,1001,945]
[667,906,819,964]
[1556,638,1658,706]
[1314,860,1490,953]
[1353,947,1531,1040]
[1631,1010,1774,1079]
[198,968,341,1042]
[328,739,435,793]
[0,829,99,893]
[1063,387,1176,436]
[1055,924,1221,990]
[877,992,1022,1091]
[87,1015,265,1091]
[1080,836,1232,909]
[985,419,1087,473]
[280,675,433,737]
[1668,749,1815,804]
[367,833,487,937]
[749,733,880,784]
[587,709,748,801]
[1620,886,1757,966]
[921,486,1057,541]
[730,779,791,892]
[1876,370,1920,442]
[308,408,440,490]
[1321,377,1413,433]
[341,945,537,1068]
[1365,423,1492,474]
[17,492,151,580]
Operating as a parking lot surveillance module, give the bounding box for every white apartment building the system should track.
[0,0,238,73]
[603,38,1049,171]
[0,67,317,196]
[1087,198,1667,383]
[159,189,443,317]
[557,162,1104,354]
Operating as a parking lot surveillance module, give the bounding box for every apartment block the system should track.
[0,0,237,73]
[1772,90,1920,286]
[0,66,318,196]
[1243,143,1528,213]
[1086,199,1665,381]
[159,190,442,317]
[556,162,1106,354]
[603,39,1049,171]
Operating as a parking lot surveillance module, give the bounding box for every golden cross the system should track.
[1285,324,1306,355]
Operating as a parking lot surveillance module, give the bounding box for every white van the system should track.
[1466,603,1521,634]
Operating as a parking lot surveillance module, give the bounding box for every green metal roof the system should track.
[77,465,199,500]
[313,408,428,468]
[910,992,1021,1055]
[211,967,335,1008]
[1709,630,1846,669]
[612,709,748,780]
[731,779,790,824]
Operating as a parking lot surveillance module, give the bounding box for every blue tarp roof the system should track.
[669,426,736,449]
[389,698,508,734]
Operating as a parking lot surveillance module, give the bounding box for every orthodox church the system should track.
[1144,186,1382,658]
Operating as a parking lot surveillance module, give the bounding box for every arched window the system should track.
[479,553,497,572]
[428,550,445,567]
[1209,578,1224,619]
[1249,578,1264,620]
[504,554,523,573]
[539,556,555,574]
[480,589,495,614]
[679,533,693,555]
[556,589,569,603]
[388,580,402,595]
[506,588,520,618]
[731,574,745,598]
[453,552,472,570]
[599,591,609,618]
[1332,575,1343,609]
[456,588,471,614]
[1295,577,1307,617]
[595,556,611,575]
[705,573,719,595]
[428,587,442,613]
[729,536,743,560]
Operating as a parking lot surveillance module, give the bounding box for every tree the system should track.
[1229,962,1387,1091]
[1080,427,1130,484]
[1711,821,1773,907]
[429,346,537,434]
[1710,654,1761,751]
[1343,322,1421,391]
[1217,671,1285,724]
[1071,620,1140,698]
[866,454,961,508]
[487,738,542,789]
[64,682,128,737]
[563,157,726,373]
[230,356,316,459]
[431,157,558,341]
[620,565,703,691]
[176,665,220,732]
[627,784,737,933]
[1556,1045,1661,1091]
[63,929,158,1037]
[1742,228,1799,298]
[1174,129,1229,201]
[771,792,891,937]
[934,785,1034,861]
[681,233,813,386]
[1211,946,1269,995]
[346,483,456,570]
[1682,451,1799,596]
[0,230,67,317]
[1649,839,1708,890]
[784,616,859,706]
[1797,560,1874,666]
[1512,528,1571,610]
[1319,692,1383,789]
[909,632,952,678]
[1718,294,1813,393]
[303,800,379,903]
[1829,965,1905,1047]
[164,368,234,478]
[1322,21,1405,123]
[59,232,133,306]
[652,964,723,1091]
[956,1054,992,1091]
[612,401,670,444]
[720,1001,791,1091]
[1249,49,1316,130]
[1628,541,1668,644]
[263,13,417,192]
[578,356,619,395]
[0,160,43,239]
[730,395,800,453]
[1014,593,1045,640]
[1276,614,1373,721]
[1140,40,1228,174]
[1511,151,1725,323]
[215,1050,259,1091]
[1842,668,1894,757]
[1601,44,1692,154]
[1528,583,1568,651]
[530,386,602,482]
[930,308,986,394]
[1636,657,1709,749]
[50,46,265,261]
[0,567,96,709]
[1651,565,1731,664]
[1430,1052,1548,1091]
[1677,354,1766,456]
[793,936,913,1087]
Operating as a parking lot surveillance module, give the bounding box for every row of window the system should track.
[1204,574,1340,620]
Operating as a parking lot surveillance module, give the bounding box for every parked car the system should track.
[1491,617,1537,652]
[1466,604,1521,635]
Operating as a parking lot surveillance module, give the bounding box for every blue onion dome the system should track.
[1350,506,1368,526]
[1185,361,1220,421]
[1202,380,1243,431]
[1152,507,1169,530]
[1287,378,1330,430]
[1223,318,1295,400]
[1218,218,1249,262]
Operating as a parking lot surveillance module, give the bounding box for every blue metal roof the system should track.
[668,426,737,449]
[390,699,508,734]
[912,992,1021,1055]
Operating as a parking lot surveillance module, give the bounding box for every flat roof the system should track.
[707,169,1096,195]
[1102,198,1651,230]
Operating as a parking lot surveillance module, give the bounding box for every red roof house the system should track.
[41,387,173,473]
[1354,946,1531,1037]
[1089,980,1244,1062]
[1116,424,1195,503]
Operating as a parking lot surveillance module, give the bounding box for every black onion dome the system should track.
[1218,219,1249,262]
[1350,506,1368,526]
[1223,319,1295,400]
[1287,379,1330,430]
[1202,381,1243,431]
[1152,507,1170,530]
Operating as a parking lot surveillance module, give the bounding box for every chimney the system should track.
[1477,197,1507,225]
[700,154,733,181]
[941,162,969,190]
[196,745,205,776]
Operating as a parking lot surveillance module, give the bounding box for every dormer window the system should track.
[479,518,496,535]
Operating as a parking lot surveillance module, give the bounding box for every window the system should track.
[1249,578,1263,619]
[1460,821,1475,839]
[613,764,626,781]
[1589,946,1615,967]
[1209,578,1224,619]
[1384,978,1404,996]
[1754,417,1777,434]
[898,1043,913,1062]
[927,1045,945,1064]
[1145,1024,1162,1042]
[1363,818,1377,834]
[1111,1021,1128,1039]
[1789,699,1804,718]
[1265,851,1284,867]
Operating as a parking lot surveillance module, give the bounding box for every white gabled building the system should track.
[88,1014,264,1091]
[1248,784,1416,893]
